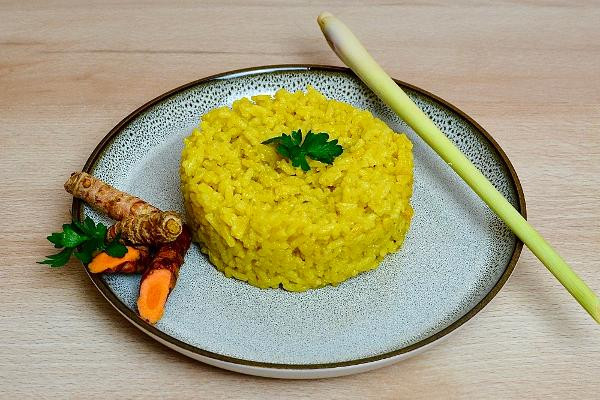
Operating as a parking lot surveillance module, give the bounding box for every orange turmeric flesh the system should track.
[87,246,149,274]
[137,226,192,324]
[137,269,174,324]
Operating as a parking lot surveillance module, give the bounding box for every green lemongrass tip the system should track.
[318,12,600,324]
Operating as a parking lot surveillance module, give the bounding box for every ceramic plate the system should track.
[75,65,525,379]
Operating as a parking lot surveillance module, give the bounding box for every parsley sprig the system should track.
[262,129,343,171]
[39,217,127,267]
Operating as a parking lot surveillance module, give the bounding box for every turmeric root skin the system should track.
[106,211,183,245]
[87,246,150,274]
[137,225,191,324]
[65,172,159,221]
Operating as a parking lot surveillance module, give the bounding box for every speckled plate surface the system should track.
[75,65,525,379]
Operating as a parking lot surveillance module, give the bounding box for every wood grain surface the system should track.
[1,1,599,398]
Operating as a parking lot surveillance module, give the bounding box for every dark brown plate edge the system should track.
[73,64,526,371]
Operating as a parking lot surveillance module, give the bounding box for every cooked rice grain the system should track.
[180,87,413,291]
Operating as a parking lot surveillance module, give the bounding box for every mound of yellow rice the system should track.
[180,87,413,291]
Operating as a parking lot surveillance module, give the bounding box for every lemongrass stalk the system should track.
[317,12,600,323]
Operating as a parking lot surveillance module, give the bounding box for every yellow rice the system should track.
[180,87,414,291]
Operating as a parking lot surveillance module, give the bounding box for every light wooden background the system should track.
[1,1,599,398]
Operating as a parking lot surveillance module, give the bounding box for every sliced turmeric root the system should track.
[137,269,175,324]
[87,246,150,274]
[137,225,191,324]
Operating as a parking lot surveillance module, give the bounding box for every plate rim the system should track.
[73,64,526,370]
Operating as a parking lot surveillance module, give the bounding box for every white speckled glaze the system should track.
[80,66,523,379]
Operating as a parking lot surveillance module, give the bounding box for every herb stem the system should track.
[318,11,600,323]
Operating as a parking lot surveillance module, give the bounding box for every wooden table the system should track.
[2,1,599,398]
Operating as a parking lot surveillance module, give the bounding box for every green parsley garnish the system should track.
[262,129,343,171]
[38,217,127,267]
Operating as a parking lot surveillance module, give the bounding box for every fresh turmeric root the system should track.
[65,172,192,324]
[106,211,183,245]
[137,225,191,324]
[64,172,159,221]
[88,246,150,274]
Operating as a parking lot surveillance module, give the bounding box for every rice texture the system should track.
[180,87,413,291]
